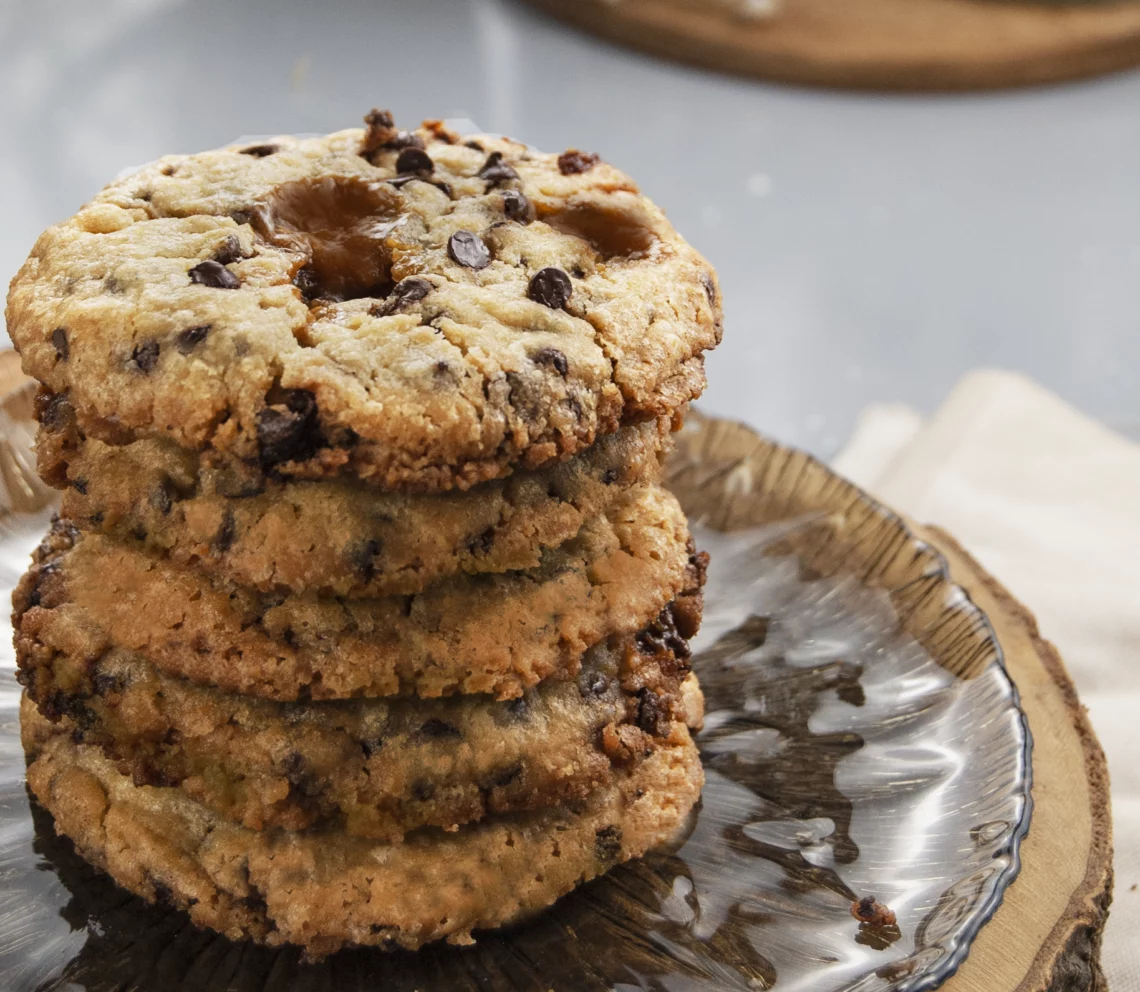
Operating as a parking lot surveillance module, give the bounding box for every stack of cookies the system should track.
[6,111,722,957]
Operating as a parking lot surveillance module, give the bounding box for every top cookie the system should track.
[7,111,722,491]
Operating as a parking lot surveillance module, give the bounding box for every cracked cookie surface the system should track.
[16,485,702,700]
[37,401,671,597]
[23,702,704,958]
[8,112,722,491]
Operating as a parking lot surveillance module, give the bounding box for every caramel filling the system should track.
[252,177,404,302]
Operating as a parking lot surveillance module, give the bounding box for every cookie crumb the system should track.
[851,896,896,927]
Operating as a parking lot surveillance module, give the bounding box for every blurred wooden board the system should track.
[523,0,1140,90]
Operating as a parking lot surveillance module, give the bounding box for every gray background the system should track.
[3,0,1138,456]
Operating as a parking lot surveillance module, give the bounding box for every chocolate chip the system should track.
[501,192,533,226]
[601,468,619,485]
[292,265,322,302]
[188,260,240,289]
[149,484,173,515]
[386,176,419,189]
[349,538,382,582]
[558,150,600,175]
[396,147,434,175]
[419,718,461,739]
[635,688,666,736]
[360,737,384,758]
[130,340,160,373]
[465,140,485,151]
[532,347,569,377]
[213,234,244,265]
[256,389,321,467]
[361,108,397,158]
[447,231,491,270]
[176,324,211,355]
[51,328,69,361]
[92,671,126,696]
[371,277,432,317]
[506,696,529,721]
[468,527,495,556]
[579,671,610,698]
[527,267,572,309]
[478,151,518,185]
[240,143,279,157]
[595,825,623,863]
[71,478,88,495]
[212,509,236,553]
[434,359,451,376]
[636,603,692,663]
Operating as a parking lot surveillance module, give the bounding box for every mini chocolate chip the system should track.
[149,484,173,515]
[385,131,425,152]
[601,468,619,485]
[465,139,485,151]
[431,180,453,198]
[558,149,600,175]
[448,231,491,270]
[532,347,569,377]
[240,143,279,157]
[468,527,495,556]
[256,389,321,467]
[213,234,243,265]
[527,267,572,309]
[350,538,382,582]
[189,260,240,289]
[579,671,610,698]
[502,190,534,224]
[51,328,69,361]
[71,478,88,495]
[396,147,434,175]
[434,359,451,376]
[419,718,461,739]
[371,277,432,317]
[130,340,160,373]
[595,825,623,863]
[212,509,236,553]
[478,151,518,185]
[176,324,211,355]
[292,265,323,303]
[635,688,666,736]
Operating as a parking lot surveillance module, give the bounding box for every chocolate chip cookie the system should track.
[17,485,701,700]
[17,556,705,839]
[24,702,704,957]
[37,396,672,597]
[8,111,722,491]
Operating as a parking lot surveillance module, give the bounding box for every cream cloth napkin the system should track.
[833,369,1139,991]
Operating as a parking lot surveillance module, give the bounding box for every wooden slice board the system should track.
[523,0,1140,90]
[667,413,1112,991]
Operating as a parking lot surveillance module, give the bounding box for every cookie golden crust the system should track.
[36,400,672,597]
[8,113,722,492]
[14,485,703,701]
[17,561,705,838]
[23,704,704,958]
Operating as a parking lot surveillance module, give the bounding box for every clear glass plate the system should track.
[0,409,1031,992]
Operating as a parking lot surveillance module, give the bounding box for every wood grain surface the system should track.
[523,0,1140,91]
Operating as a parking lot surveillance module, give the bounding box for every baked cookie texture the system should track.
[37,401,672,598]
[10,110,716,958]
[16,486,700,700]
[23,702,704,958]
[8,117,722,491]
